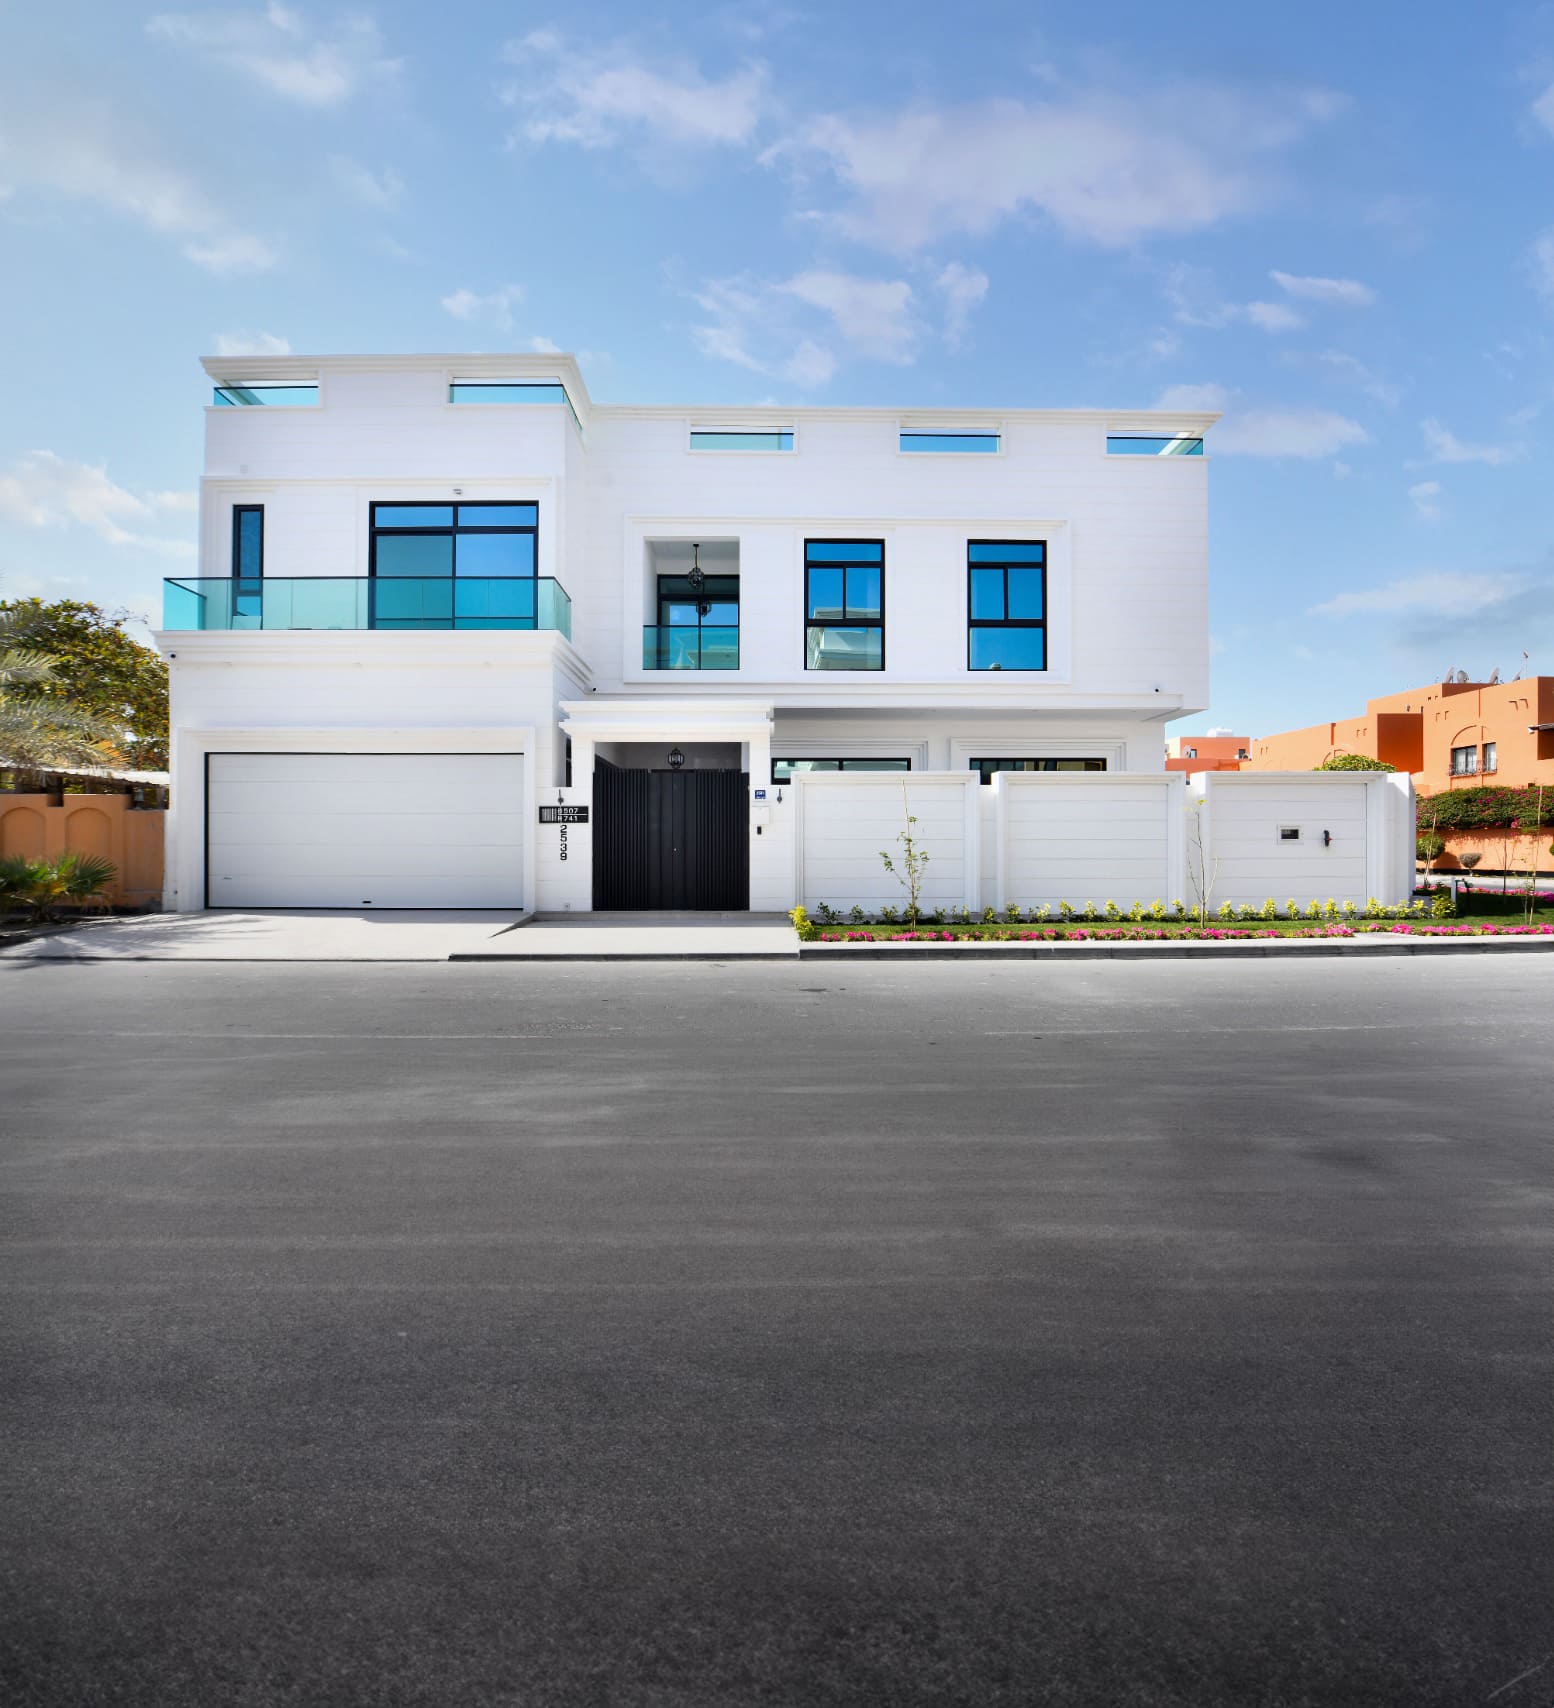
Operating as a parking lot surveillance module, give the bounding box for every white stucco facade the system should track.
[160,349,1354,915]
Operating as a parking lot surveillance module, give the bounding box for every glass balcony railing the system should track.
[642,625,739,670]
[163,577,572,638]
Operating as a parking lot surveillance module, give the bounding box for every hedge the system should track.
[1418,785,1553,831]
[1314,753,1397,772]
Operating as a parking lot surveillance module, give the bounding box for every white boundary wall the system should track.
[1188,771,1414,910]
[993,772,1186,908]
[795,772,979,914]
[789,769,1414,915]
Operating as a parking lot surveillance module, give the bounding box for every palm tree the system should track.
[0,607,124,781]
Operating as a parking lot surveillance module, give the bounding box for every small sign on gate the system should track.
[539,805,589,824]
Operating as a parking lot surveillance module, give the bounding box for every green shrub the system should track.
[1417,831,1445,862]
[1431,889,1456,919]
[789,905,818,941]
[848,904,867,925]
[0,851,116,921]
[1315,754,1396,771]
[1005,903,1022,923]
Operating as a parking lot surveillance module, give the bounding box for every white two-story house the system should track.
[156,351,1218,914]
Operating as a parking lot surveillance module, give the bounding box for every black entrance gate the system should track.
[592,762,750,911]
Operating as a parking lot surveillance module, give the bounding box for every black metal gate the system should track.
[592,762,750,911]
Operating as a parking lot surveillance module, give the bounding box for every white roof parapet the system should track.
[196,353,1218,435]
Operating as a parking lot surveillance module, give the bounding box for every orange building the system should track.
[1247,675,1554,873]
[1164,732,1249,773]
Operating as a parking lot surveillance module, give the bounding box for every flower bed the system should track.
[812,921,1554,944]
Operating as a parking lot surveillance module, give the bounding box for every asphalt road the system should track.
[2,957,1551,1708]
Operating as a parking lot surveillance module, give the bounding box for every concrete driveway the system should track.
[0,909,798,961]
[2,955,1550,1707]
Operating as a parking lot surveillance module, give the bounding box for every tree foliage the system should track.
[1418,786,1554,830]
[1314,753,1396,772]
[0,599,167,770]
[0,606,128,779]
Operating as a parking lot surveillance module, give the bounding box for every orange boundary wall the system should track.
[0,795,164,906]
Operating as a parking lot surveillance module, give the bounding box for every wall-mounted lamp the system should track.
[1322,829,1332,847]
[668,747,686,770]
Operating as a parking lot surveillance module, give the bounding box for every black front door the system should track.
[593,762,749,910]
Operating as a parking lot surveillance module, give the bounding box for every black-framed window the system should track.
[368,501,538,630]
[1482,742,1497,773]
[805,540,883,671]
[968,541,1046,671]
[231,505,263,622]
[771,757,911,784]
[232,505,263,577]
[1450,744,1479,776]
[650,572,739,669]
[970,757,1106,785]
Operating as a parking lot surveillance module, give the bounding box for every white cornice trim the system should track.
[153,628,593,685]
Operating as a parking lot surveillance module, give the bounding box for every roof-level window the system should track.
[690,429,794,451]
[213,384,318,406]
[1107,434,1204,456]
[900,431,1000,453]
[449,381,582,433]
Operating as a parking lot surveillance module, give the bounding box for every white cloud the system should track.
[1420,418,1523,465]
[147,6,399,107]
[329,155,403,209]
[1309,570,1524,620]
[1408,480,1442,522]
[1270,269,1377,307]
[503,30,767,149]
[1532,229,1554,299]
[0,110,275,274]
[211,330,292,356]
[935,262,988,349]
[1241,300,1304,332]
[1155,384,1366,457]
[780,270,919,364]
[1532,80,1554,138]
[690,267,936,384]
[690,276,838,387]
[1304,349,1399,408]
[527,336,562,353]
[774,84,1342,251]
[1154,383,1231,412]
[184,233,277,275]
[1161,266,1304,334]
[440,285,525,331]
[0,450,196,556]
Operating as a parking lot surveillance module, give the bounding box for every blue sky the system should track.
[2,0,1552,736]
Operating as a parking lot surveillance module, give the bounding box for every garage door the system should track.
[207,753,525,908]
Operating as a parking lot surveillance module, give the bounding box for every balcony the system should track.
[163,577,572,638]
[642,625,739,670]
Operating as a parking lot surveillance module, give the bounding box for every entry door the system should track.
[593,763,749,910]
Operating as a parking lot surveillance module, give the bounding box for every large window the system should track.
[1450,744,1479,776]
[968,541,1046,671]
[1481,742,1497,773]
[805,540,884,671]
[772,757,911,784]
[368,501,538,629]
[648,572,740,670]
[970,757,1106,785]
[448,381,582,433]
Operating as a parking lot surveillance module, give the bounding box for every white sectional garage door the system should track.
[207,753,525,908]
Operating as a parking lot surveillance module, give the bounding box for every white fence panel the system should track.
[1191,772,1414,907]
[996,774,1184,908]
[797,773,978,913]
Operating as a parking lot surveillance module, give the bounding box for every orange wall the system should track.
[1426,828,1554,877]
[1165,734,1248,772]
[0,795,164,906]
[1248,677,1553,794]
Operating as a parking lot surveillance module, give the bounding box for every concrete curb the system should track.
[799,936,1554,961]
[448,951,799,962]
